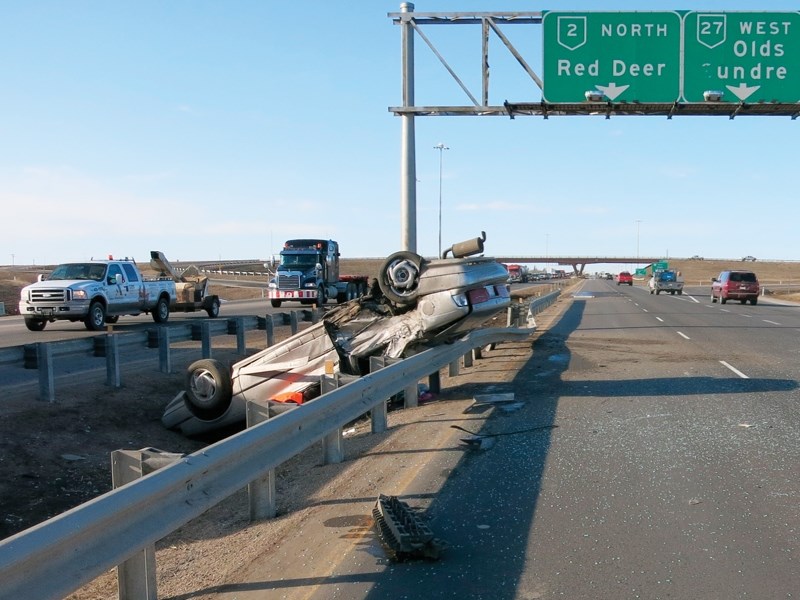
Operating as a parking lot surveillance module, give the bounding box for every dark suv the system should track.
[711,270,759,305]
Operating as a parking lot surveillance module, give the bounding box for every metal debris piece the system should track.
[372,494,442,560]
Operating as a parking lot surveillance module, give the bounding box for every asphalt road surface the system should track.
[207,278,798,599]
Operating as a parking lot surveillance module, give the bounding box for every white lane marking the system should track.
[742,314,753,318]
[677,331,690,340]
[720,309,730,313]
[656,316,664,322]
[720,360,749,379]
[687,295,700,303]
[763,319,781,325]
[642,309,648,313]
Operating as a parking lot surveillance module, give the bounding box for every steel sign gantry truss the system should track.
[388,5,799,253]
[388,8,800,120]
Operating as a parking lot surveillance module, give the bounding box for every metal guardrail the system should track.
[0,327,532,600]
[0,292,561,600]
[0,311,319,401]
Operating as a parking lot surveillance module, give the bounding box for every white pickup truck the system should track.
[19,258,178,331]
[649,269,684,295]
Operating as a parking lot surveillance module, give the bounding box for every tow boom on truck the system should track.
[149,251,221,318]
[268,239,369,308]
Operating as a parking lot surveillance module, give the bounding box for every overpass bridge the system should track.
[493,256,664,276]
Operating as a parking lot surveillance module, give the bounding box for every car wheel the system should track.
[750,297,758,305]
[740,299,746,305]
[720,295,727,304]
[24,318,47,332]
[271,299,282,308]
[152,296,170,323]
[650,289,654,294]
[677,290,682,294]
[206,297,220,318]
[85,301,106,331]
[184,359,233,420]
[378,251,424,305]
[711,292,717,303]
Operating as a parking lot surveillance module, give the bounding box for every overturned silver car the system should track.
[162,233,510,436]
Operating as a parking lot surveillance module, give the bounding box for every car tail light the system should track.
[467,288,490,305]
[495,285,510,298]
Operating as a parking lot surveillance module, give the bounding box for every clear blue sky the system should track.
[2,1,798,268]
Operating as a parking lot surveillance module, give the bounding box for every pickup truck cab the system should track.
[649,269,684,295]
[19,259,176,331]
[617,271,633,286]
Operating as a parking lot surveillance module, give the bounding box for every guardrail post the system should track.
[428,370,440,395]
[319,373,345,463]
[245,401,276,520]
[448,358,460,377]
[322,428,344,465]
[289,311,299,335]
[264,314,275,347]
[463,350,473,368]
[234,317,246,355]
[473,347,483,360]
[110,448,183,600]
[200,321,212,358]
[37,343,55,403]
[158,327,171,374]
[106,334,121,388]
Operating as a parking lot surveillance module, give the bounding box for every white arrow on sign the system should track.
[595,82,630,101]
[726,82,760,102]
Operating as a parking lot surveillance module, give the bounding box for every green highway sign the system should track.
[635,268,647,276]
[543,12,682,103]
[683,12,800,103]
[653,261,668,271]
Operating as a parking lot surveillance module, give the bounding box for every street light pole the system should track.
[635,220,642,263]
[434,143,449,258]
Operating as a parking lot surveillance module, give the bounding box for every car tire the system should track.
[750,297,758,305]
[184,359,233,420]
[24,318,47,332]
[711,292,717,303]
[84,301,106,331]
[378,251,424,305]
[206,297,221,318]
[271,299,282,308]
[720,295,727,304]
[152,296,170,323]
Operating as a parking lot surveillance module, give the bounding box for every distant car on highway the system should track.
[742,256,757,262]
[690,255,704,261]
[711,270,760,305]
[616,271,633,286]
[163,232,514,436]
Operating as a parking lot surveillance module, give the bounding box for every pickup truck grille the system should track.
[276,275,301,290]
[29,288,69,303]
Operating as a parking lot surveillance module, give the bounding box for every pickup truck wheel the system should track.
[270,299,282,308]
[206,297,220,318]
[185,359,232,420]
[106,315,119,324]
[650,289,654,294]
[152,296,170,323]
[750,297,758,305]
[720,295,727,305]
[24,318,47,332]
[379,251,423,305]
[85,301,106,331]
[711,292,717,303]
